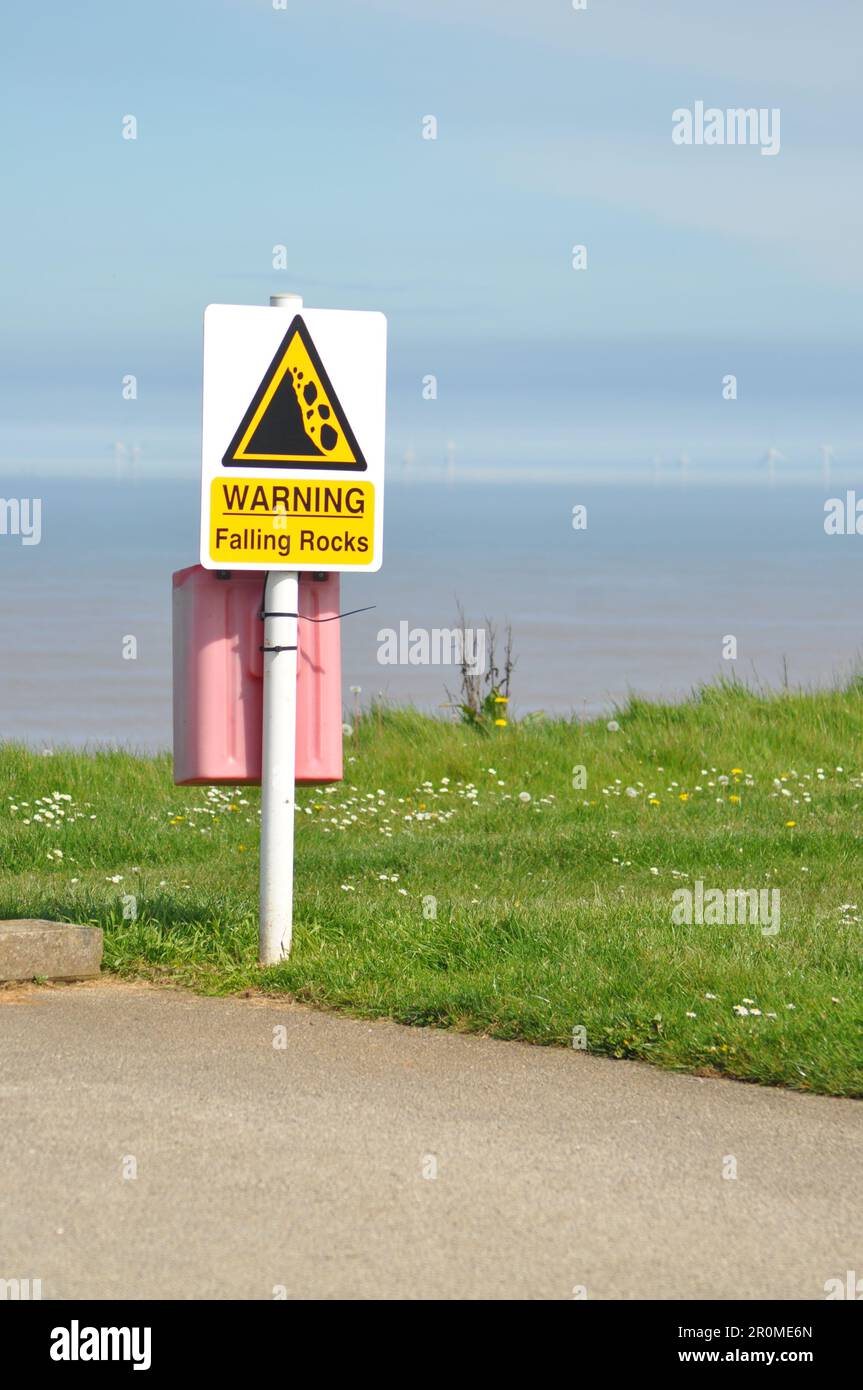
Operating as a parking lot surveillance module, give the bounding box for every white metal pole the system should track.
[259,291,303,964]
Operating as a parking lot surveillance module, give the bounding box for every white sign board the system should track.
[200,304,386,571]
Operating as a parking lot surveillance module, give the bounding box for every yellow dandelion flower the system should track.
[785,820,797,828]
[494,718,507,727]
[678,792,689,802]
[728,794,740,804]
[494,696,509,704]
[731,767,743,775]
[649,797,660,806]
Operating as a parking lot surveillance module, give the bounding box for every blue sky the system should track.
[1,0,860,476]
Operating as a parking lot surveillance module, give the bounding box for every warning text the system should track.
[208,477,375,566]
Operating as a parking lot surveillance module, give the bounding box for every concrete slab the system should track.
[0,920,102,982]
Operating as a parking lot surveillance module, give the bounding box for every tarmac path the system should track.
[1,981,859,1300]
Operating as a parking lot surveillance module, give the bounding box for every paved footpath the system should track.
[1,980,860,1300]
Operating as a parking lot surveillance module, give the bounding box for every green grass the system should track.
[1,680,861,1096]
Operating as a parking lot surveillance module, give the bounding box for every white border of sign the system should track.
[199,303,387,572]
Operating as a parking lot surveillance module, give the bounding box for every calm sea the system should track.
[0,475,860,750]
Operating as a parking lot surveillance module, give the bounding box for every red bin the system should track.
[172,565,343,785]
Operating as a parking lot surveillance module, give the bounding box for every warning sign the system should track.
[222,316,367,471]
[200,304,386,572]
[209,477,375,565]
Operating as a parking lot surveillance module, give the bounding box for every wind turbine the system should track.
[819,444,835,485]
[445,439,456,484]
[762,446,785,484]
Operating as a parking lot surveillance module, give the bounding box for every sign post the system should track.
[259,565,299,963]
[259,294,302,964]
[198,291,387,965]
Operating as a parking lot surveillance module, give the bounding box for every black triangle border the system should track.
[221,314,368,472]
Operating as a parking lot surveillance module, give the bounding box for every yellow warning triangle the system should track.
[223,316,367,471]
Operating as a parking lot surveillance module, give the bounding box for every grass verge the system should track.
[1,681,861,1096]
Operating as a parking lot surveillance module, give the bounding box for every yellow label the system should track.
[208,476,375,566]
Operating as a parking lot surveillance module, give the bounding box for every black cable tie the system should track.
[259,644,298,653]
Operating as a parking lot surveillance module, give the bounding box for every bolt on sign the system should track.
[200,305,387,571]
